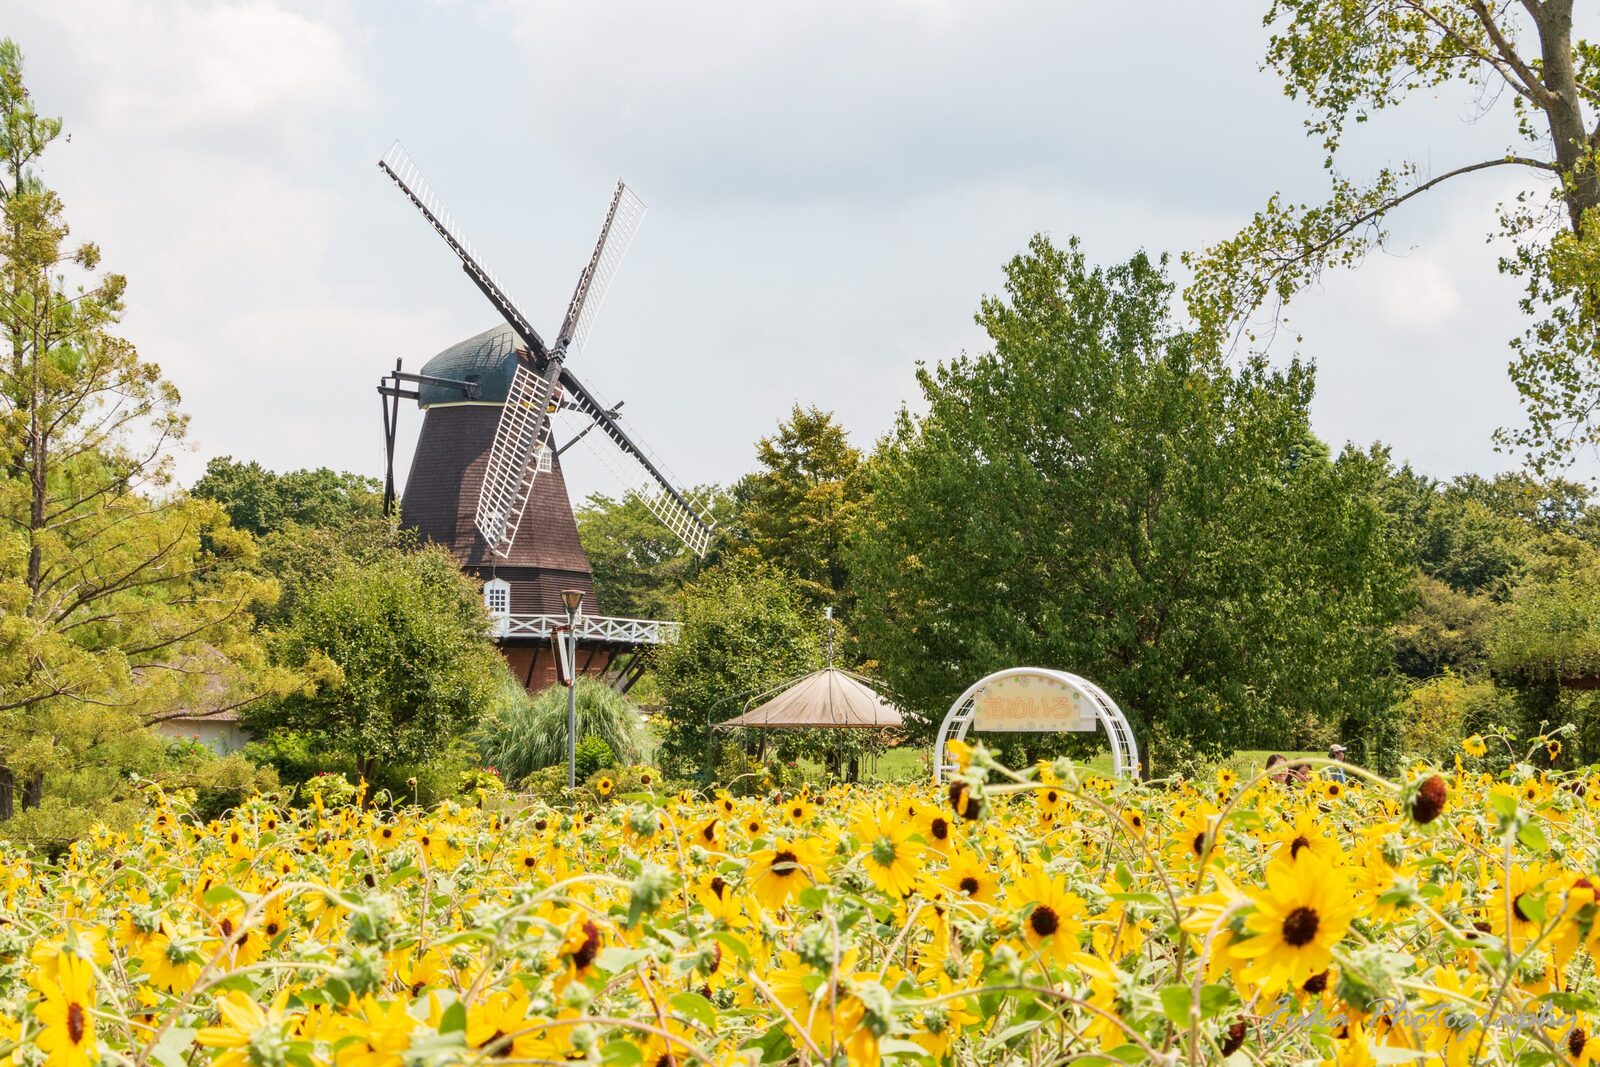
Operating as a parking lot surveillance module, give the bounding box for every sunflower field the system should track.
[6,735,1600,1067]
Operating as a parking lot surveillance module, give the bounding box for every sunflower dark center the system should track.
[1281,906,1320,947]
[710,875,727,898]
[265,922,280,937]
[930,817,950,841]
[482,1029,509,1057]
[1290,836,1310,859]
[66,1003,86,1045]
[1513,891,1531,923]
[1570,1028,1588,1057]
[1192,831,1207,856]
[571,922,601,971]
[959,876,980,895]
[702,820,718,843]
[771,850,799,877]
[1029,905,1060,938]
[1302,969,1329,994]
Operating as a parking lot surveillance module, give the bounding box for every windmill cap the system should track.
[417,323,520,407]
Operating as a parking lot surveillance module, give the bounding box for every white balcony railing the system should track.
[492,614,679,645]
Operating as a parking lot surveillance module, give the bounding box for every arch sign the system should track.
[932,668,1140,782]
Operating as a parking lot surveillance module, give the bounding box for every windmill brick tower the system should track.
[375,144,714,696]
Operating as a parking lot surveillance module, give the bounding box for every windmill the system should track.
[375,141,715,694]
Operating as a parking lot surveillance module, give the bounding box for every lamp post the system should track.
[561,589,585,789]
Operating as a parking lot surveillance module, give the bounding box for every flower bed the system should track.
[4,737,1596,1066]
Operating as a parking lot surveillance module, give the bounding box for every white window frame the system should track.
[483,578,511,618]
[536,445,553,474]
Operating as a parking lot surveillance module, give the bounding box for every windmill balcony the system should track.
[493,613,680,645]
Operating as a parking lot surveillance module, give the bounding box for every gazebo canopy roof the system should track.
[716,668,905,730]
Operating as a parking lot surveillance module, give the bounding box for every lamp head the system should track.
[561,589,585,615]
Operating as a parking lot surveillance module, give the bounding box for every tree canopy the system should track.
[1186,0,1600,474]
[731,406,866,617]
[193,456,383,539]
[0,40,278,823]
[245,543,503,782]
[652,558,823,776]
[849,236,1412,770]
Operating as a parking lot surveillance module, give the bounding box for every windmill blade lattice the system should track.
[378,141,547,357]
[558,382,715,558]
[477,360,559,555]
[559,181,646,360]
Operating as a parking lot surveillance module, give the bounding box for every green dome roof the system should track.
[417,323,519,406]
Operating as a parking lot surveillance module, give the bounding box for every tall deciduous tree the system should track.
[652,559,821,776]
[0,41,276,818]
[851,237,1411,770]
[247,543,503,783]
[1186,1,1600,473]
[730,406,866,619]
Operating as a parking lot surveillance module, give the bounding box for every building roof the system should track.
[715,669,906,730]
[417,323,520,407]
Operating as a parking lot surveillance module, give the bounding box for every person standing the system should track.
[1326,743,1348,783]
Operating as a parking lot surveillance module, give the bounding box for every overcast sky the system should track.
[5,0,1587,499]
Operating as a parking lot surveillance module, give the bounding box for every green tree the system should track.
[652,559,822,776]
[1487,534,1600,761]
[246,544,502,782]
[732,406,866,616]
[193,456,382,538]
[1185,1,1600,473]
[1392,574,1497,679]
[0,41,277,821]
[850,236,1411,771]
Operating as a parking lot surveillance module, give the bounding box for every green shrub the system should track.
[169,754,279,822]
[299,772,358,807]
[476,677,650,782]
[574,736,614,780]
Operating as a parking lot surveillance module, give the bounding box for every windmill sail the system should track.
[559,368,716,558]
[378,141,547,359]
[558,181,646,358]
[477,360,560,553]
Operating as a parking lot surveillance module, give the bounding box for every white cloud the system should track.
[26,0,369,151]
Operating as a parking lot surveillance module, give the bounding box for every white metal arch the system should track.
[932,667,1140,782]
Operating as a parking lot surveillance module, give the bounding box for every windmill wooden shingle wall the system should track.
[402,403,598,615]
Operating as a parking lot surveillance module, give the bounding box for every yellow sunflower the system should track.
[853,804,925,898]
[747,838,825,912]
[328,996,415,1067]
[196,991,291,1067]
[466,988,541,1059]
[1230,852,1359,992]
[34,952,97,1067]
[941,849,1000,906]
[1007,868,1086,968]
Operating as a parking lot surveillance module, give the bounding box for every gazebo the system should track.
[717,667,905,730]
[714,667,906,780]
